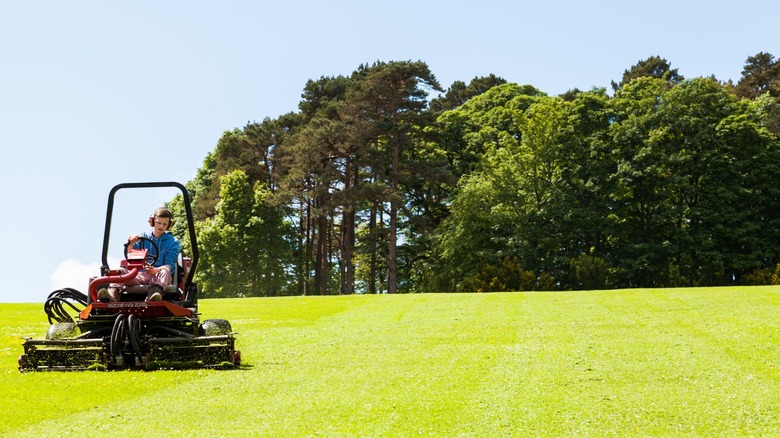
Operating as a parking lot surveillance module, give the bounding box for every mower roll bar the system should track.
[100,182,199,305]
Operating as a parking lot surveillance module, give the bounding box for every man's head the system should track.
[149,207,174,236]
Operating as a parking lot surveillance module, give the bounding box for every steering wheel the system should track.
[124,236,159,266]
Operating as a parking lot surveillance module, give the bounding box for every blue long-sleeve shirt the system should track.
[134,231,180,274]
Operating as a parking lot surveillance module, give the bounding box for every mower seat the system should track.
[123,282,178,295]
[119,264,181,301]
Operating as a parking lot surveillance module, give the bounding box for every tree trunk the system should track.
[387,136,399,294]
[369,200,378,295]
[315,212,328,295]
[342,208,355,294]
[302,199,311,296]
[341,157,356,295]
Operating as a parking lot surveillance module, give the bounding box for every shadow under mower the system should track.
[19,182,241,371]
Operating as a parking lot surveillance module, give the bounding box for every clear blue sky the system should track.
[1,0,777,302]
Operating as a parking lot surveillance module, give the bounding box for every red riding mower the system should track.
[19,182,241,371]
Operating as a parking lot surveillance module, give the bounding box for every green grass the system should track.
[2,287,780,436]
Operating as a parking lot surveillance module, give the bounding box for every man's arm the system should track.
[160,234,180,273]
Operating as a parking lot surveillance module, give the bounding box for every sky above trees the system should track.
[1,0,778,302]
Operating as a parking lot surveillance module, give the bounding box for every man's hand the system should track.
[144,264,169,274]
[127,234,140,246]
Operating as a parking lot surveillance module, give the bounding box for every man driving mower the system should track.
[99,207,180,302]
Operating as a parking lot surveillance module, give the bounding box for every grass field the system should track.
[2,287,780,436]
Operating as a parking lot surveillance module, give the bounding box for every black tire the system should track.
[46,322,79,340]
[200,319,232,336]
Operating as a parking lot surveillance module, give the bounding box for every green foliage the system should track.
[569,254,608,290]
[462,257,535,292]
[196,170,294,297]
[461,257,558,292]
[537,272,557,291]
[742,268,774,286]
[611,55,684,91]
[734,52,780,138]
[434,73,780,291]
[734,52,780,99]
[743,263,780,286]
[433,83,544,178]
[428,74,507,113]
[181,55,780,295]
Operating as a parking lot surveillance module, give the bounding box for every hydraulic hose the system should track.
[44,288,88,324]
[110,314,127,357]
[127,315,143,362]
[88,268,139,302]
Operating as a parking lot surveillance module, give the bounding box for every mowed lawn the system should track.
[2,287,780,436]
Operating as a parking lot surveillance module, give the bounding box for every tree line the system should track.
[167,54,780,296]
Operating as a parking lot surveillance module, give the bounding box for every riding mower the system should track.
[18,182,241,371]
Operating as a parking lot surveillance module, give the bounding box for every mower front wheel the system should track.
[200,319,232,336]
[46,323,80,340]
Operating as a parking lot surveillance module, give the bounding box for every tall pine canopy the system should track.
[175,55,780,296]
